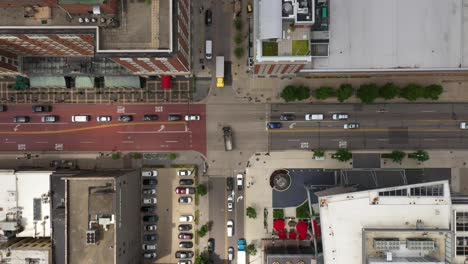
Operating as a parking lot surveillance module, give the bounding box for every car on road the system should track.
[179,241,193,248]
[14,116,30,123]
[41,115,58,123]
[143,215,158,223]
[144,234,158,242]
[72,115,90,122]
[184,115,201,121]
[179,215,194,222]
[178,260,192,264]
[205,9,212,25]
[227,220,234,237]
[141,206,156,213]
[118,115,133,122]
[144,252,157,259]
[178,233,193,240]
[237,173,243,190]
[305,113,324,121]
[227,195,234,212]
[145,224,157,231]
[175,251,194,259]
[143,179,158,186]
[97,116,111,122]
[169,114,182,121]
[178,196,193,204]
[227,177,234,191]
[175,187,195,194]
[332,113,349,120]
[142,244,156,251]
[0,105,6,112]
[238,239,246,250]
[178,224,192,231]
[143,198,157,205]
[267,122,282,129]
[144,115,158,121]
[344,123,360,129]
[143,188,156,195]
[461,122,468,129]
[280,114,295,121]
[207,238,215,253]
[228,247,235,260]
[179,179,194,186]
[177,170,192,176]
[32,105,51,112]
[142,170,158,177]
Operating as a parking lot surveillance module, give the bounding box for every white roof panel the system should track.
[258,0,282,40]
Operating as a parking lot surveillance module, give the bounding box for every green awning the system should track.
[75,76,95,89]
[104,76,141,89]
[30,77,66,88]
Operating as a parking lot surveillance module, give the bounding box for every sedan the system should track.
[178,261,192,264]
[207,238,215,253]
[97,116,111,122]
[461,122,468,129]
[41,115,58,123]
[227,177,234,191]
[178,197,193,204]
[32,105,51,112]
[177,170,192,176]
[280,114,295,121]
[144,114,159,121]
[144,252,157,259]
[343,123,360,129]
[228,247,234,260]
[142,170,158,177]
[142,244,156,251]
[178,224,192,231]
[143,179,158,186]
[332,113,349,120]
[145,224,157,231]
[143,188,156,195]
[143,215,158,223]
[175,251,194,259]
[205,9,212,25]
[118,115,133,122]
[179,179,194,186]
[141,206,156,213]
[143,198,157,205]
[267,122,282,129]
[144,234,158,241]
[178,233,193,240]
[14,116,30,123]
[175,187,195,194]
[179,215,194,222]
[179,241,193,248]
[227,195,234,212]
[184,115,200,121]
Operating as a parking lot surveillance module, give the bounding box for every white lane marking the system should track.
[117,131,189,134]
[122,141,134,143]
[423,138,438,141]
[35,142,48,144]
[165,140,179,143]
[13,124,20,132]
[158,125,165,132]
[282,112,295,114]
[289,122,296,129]
[376,138,389,141]
[80,141,94,144]
[421,110,436,113]
[287,139,300,142]
[330,139,342,141]
[5,142,16,144]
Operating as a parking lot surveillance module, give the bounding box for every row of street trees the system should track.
[313,149,430,163]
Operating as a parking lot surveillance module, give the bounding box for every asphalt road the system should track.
[269,103,468,150]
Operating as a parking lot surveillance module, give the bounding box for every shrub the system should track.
[168,152,177,160]
[111,152,121,160]
[246,207,257,219]
[424,84,443,100]
[195,255,210,264]
[400,83,424,101]
[332,148,352,162]
[273,209,284,219]
[234,33,243,44]
[197,224,208,237]
[196,184,208,196]
[234,17,243,31]
[131,152,142,159]
[408,150,429,162]
[379,82,400,100]
[234,47,244,59]
[314,86,335,100]
[386,150,406,163]
[336,83,354,102]
[246,244,257,256]
[357,83,379,104]
[313,149,325,158]
[296,202,311,219]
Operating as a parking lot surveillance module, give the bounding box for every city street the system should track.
[269,103,468,150]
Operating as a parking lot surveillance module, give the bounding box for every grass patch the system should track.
[194,209,199,225]
[273,209,284,219]
[262,41,278,56]
[296,201,311,219]
[292,40,309,56]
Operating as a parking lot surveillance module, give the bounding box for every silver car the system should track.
[143,198,157,205]
[343,123,360,129]
[97,116,111,122]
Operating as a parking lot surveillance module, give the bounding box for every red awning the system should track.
[161,76,171,89]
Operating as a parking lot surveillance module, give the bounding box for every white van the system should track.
[72,115,90,122]
[205,40,212,60]
[305,114,324,121]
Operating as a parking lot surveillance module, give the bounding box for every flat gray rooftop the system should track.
[311,0,467,70]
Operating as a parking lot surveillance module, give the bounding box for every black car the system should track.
[143,215,158,222]
[179,179,194,186]
[32,105,51,112]
[207,238,215,253]
[179,241,193,248]
[227,177,234,192]
[178,224,192,231]
[144,115,159,121]
[143,179,158,186]
[175,251,194,259]
[205,9,212,25]
[141,206,156,213]
[0,105,6,112]
[280,114,295,121]
[144,234,158,241]
[168,114,182,121]
[118,115,133,122]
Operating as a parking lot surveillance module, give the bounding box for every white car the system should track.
[144,224,157,231]
[343,123,360,129]
[228,247,234,261]
[227,195,234,212]
[185,115,201,121]
[461,122,468,129]
[178,261,192,264]
[177,170,192,176]
[143,198,157,204]
[236,173,243,190]
[332,113,349,120]
[142,244,157,251]
[142,170,158,177]
[97,116,111,122]
[179,215,194,222]
[144,252,157,259]
[305,114,324,121]
[227,220,234,237]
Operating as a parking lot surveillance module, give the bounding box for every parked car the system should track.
[143,179,158,186]
[177,170,192,176]
[145,224,157,231]
[144,115,159,121]
[142,244,157,251]
[178,260,192,264]
[343,123,360,129]
[305,114,324,121]
[227,195,234,212]
[13,116,30,123]
[143,215,158,223]
[143,188,156,195]
[97,116,111,122]
[332,113,349,120]
[118,115,133,122]
[175,251,194,259]
[280,114,295,121]
[208,238,215,253]
[142,170,158,177]
[267,122,282,129]
[41,115,58,123]
[141,206,156,213]
[175,187,195,194]
[178,233,193,240]
[32,105,51,112]
[227,177,234,191]
[179,179,194,186]
[144,234,158,241]
[143,198,157,205]
[228,247,235,260]
[178,197,193,204]
[205,9,212,25]
[0,105,6,112]
[168,114,182,121]
[461,122,468,129]
[237,173,243,190]
[144,252,157,259]
[184,115,200,121]
[227,220,234,237]
[178,224,192,231]
[179,215,194,222]
[179,241,193,248]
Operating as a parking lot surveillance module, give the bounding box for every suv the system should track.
[14,116,30,123]
[118,115,133,122]
[207,238,215,253]
[236,173,243,190]
[332,113,349,120]
[179,215,194,222]
[305,114,324,121]
[32,105,51,112]
[142,170,158,177]
[143,215,158,223]
[175,251,194,259]
[41,115,58,123]
[144,115,159,121]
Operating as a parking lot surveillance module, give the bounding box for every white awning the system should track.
[30,76,66,88]
[75,76,94,89]
[104,75,140,88]
[258,0,282,40]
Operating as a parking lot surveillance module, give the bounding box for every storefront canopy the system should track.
[30,76,66,88]
[104,76,140,89]
[75,76,94,89]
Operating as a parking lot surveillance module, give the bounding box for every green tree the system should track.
[400,83,424,101]
[423,84,443,100]
[246,207,257,219]
[111,152,121,160]
[234,33,243,44]
[336,83,354,102]
[315,86,335,100]
[408,150,430,162]
[196,184,208,196]
[234,17,243,31]
[246,244,257,256]
[168,152,177,160]
[357,83,379,104]
[379,82,400,100]
[295,85,311,101]
[313,149,325,159]
[234,47,244,59]
[195,255,210,264]
[273,209,284,219]
[388,150,406,163]
[332,148,352,162]
[197,224,208,237]
[280,85,310,102]
[130,152,142,159]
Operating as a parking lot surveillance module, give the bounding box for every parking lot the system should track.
[140,167,197,263]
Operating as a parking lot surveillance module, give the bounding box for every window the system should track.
[410,184,444,197]
[456,236,468,256]
[456,212,468,232]
[379,188,408,197]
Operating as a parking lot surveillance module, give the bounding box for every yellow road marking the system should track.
[269,128,464,133]
[0,121,186,135]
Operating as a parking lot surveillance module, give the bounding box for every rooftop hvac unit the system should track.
[406,238,435,250]
[373,238,400,250]
[86,229,98,245]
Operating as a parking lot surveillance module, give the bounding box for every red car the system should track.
[175,187,196,194]
[178,233,193,240]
